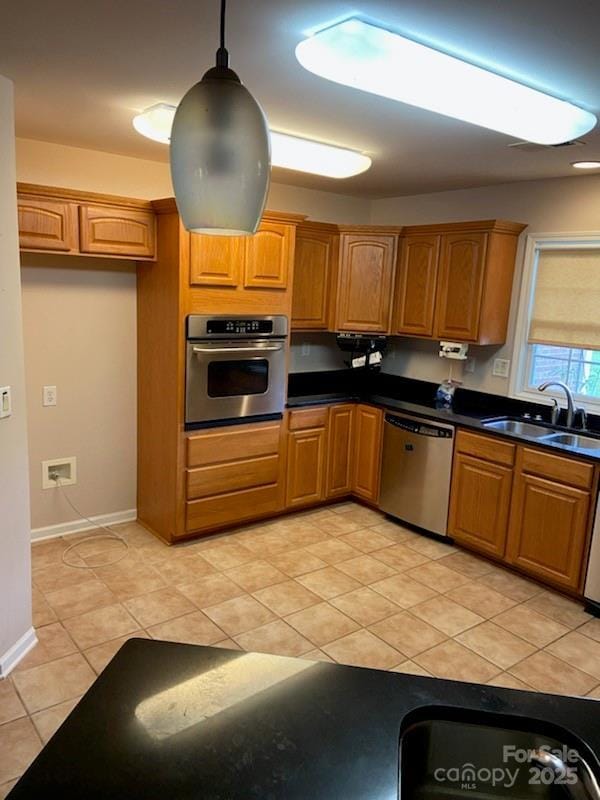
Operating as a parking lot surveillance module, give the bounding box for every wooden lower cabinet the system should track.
[352,405,383,503]
[326,404,354,498]
[448,453,513,558]
[286,427,326,508]
[448,429,596,594]
[184,420,283,534]
[506,467,591,592]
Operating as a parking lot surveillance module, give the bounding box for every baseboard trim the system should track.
[31,509,137,542]
[0,627,37,677]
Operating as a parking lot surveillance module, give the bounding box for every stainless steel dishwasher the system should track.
[379,412,455,537]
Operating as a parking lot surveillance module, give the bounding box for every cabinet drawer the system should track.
[455,429,515,467]
[186,484,281,532]
[187,455,279,500]
[187,422,280,468]
[288,407,328,430]
[520,446,594,490]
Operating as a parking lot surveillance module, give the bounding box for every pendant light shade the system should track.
[169,1,271,235]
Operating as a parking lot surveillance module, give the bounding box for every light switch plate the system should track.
[492,358,511,378]
[0,386,11,419]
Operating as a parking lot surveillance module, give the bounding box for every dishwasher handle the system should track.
[384,413,453,439]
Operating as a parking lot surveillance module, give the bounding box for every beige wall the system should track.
[371,174,600,395]
[21,258,137,531]
[0,77,33,672]
[16,138,371,533]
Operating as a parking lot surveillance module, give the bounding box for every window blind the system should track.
[528,248,600,350]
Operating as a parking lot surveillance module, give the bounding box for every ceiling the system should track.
[1,0,599,197]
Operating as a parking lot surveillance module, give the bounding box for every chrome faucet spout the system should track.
[538,381,576,428]
[530,748,600,800]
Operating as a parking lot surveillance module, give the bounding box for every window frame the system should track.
[510,231,600,414]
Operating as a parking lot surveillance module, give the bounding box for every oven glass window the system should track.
[207,360,269,397]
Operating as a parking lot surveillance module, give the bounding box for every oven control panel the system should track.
[206,319,274,335]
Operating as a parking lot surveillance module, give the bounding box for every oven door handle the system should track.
[192,345,283,354]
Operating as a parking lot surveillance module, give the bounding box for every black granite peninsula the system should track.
[8,639,600,799]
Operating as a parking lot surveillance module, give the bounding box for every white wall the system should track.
[0,77,34,674]
[371,174,600,395]
[16,138,371,532]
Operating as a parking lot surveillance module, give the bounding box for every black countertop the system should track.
[9,639,600,799]
[287,371,600,463]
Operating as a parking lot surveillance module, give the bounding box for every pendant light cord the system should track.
[216,0,228,68]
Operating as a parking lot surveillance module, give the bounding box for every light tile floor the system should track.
[2,500,600,793]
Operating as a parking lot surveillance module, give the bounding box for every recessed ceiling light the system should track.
[295,18,597,145]
[132,105,371,178]
[572,161,600,169]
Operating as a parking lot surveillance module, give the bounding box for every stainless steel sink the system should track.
[482,418,550,437]
[400,710,600,800]
[540,432,600,450]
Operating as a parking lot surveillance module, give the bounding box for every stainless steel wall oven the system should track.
[185,315,288,427]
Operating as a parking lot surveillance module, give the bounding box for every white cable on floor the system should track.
[53,476,130,569]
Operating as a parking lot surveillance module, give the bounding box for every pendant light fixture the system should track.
[170,0,271,235]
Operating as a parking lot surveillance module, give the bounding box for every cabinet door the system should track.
[336,235,397,333]
[326,405,354,498]
[190,234,243,286]
[352,405,383,502]
[286,428,326,508]
[244,222,292,289]
[17,197,77,252]
[394,234,440,337]
[448,453,513,558]
[506,472,590,591]
[292,230,336,329]
[79,205,156,258]
[435,232,487,341]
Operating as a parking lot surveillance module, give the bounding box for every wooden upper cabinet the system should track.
[396,220,526,344]
[244,221,292,289]
[352,404,383,503]
[190,233,243,287]
[335,232,398,333]
[79,204,156,258]
[291,224,338,330]
[394,234,440,337]
[435,231,487,341]
[17,197,77,252]
[326,404,354,498]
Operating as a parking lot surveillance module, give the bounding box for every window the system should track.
[512,234,600,409]
[528,344,600,399]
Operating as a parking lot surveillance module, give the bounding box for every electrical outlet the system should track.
[42,457,76,489]
[301,343,310,357]
[43,385,57,406]
[464,358,475,374]
[0,386,11,419]
[492,358,511,378]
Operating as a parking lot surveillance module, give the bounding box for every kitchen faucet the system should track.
[538,381,578,428]
[530,748,600,800]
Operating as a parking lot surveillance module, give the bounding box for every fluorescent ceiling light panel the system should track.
[270,131,370,177]
[295,18,597,145]
[572,160,600,169]
[133,105,370,177]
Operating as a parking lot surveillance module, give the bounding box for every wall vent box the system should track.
[42,457,77,489]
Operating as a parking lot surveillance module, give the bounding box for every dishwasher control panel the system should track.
[384,414,453,438]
